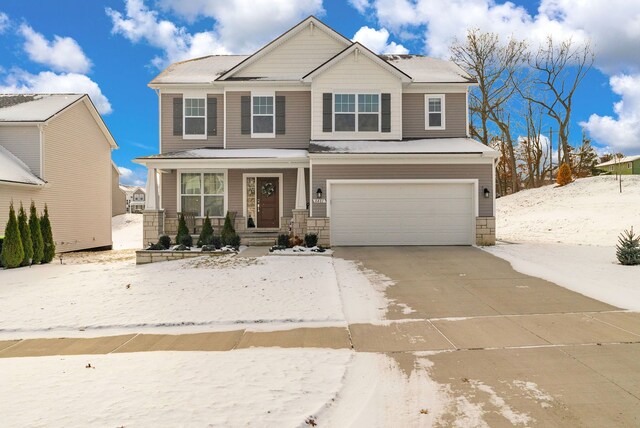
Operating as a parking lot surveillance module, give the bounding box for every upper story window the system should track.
[334,93,380,132]
[425,94,445,130]
[252,95,274,137]
[184,98,206,137]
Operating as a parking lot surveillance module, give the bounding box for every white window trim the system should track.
[425,94,446,130]
[251,92,276,138]
[333,92,381,133]
[177,169,228,218]
[183,96,207,140]
[242,173,284,228]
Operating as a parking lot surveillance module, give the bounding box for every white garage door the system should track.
[329,181,475,246]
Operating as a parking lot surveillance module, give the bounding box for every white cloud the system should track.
[352,26,409,54]
[581,74,640,155]
[118,166,146,186]
[0,70,112,115]
[107,0,324,67]
[19,24,92,74]
[0,12,9,34]
[349,0,371,14]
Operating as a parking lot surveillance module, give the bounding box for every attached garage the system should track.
[328,180,477,246]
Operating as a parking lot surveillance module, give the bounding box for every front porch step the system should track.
[242,237,278,246]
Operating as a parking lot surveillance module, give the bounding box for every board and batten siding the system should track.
[226,91,311,149]
[403,93,467,139]
[235,25,346,79]
[311,163,493,218]
[0,125,41,176]
[311,50,403,140]
[0,102,113,252]
[160,93,224,154]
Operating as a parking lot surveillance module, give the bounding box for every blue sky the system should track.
[0,0,638,185]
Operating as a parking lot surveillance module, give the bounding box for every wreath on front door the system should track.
[261,182,276,197]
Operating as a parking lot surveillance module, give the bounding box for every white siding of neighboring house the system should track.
[0,100,113,252]
[235,25,347,80]
[0,125,41,176]
[311,50,403,140]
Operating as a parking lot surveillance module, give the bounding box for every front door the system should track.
[257,177,279,228]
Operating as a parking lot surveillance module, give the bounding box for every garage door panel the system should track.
[330,182,474,246]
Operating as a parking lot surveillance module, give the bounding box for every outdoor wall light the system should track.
[316,188,323,199]
[483,187,491,198]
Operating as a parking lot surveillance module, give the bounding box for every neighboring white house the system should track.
[0,94,118,252]
[120,185,146,213]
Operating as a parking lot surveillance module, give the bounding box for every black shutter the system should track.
[173,97,183,136]
[322,93,332,132]
[207,97,217,136]
[241,96,251,135]
[381,93,391,133]
[275,95,285,135]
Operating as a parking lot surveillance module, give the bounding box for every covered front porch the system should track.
[135,149,310,247]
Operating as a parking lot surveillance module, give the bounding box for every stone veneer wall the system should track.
[143,210,164,248]
[476,216,496,246]
[290,209,309,238]
[136,250,228,265]
[306,217,330,246]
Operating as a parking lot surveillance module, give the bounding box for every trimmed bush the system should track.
[211,235,222,249]
[221,212,237,246]
[173,244,189,251]
[175,213,190,246]
[616,228,640,266]
[228,233,241,249]
[556,163,572,186]
[40,204,55,263]
[277,234,290,247]
[179,233,193,247]
[1,202,24,269]
[18,203,33,266]
[158,235,171,249]
[304,233,318,248]
[146,243,165,250]
[29,201,44,264]
[197,214,214,247]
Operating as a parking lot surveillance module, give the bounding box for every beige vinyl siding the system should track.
[226,91,311,149]
[311,51,403,140]
[235,25,346,79]
[403,93,467,138]
[112,166,126,216]
[311,163,493,217]
[161,169,178,217]
[227,169,301,217]
[161,93,224,154]
[0,125,41,176]
[0,101,113,252]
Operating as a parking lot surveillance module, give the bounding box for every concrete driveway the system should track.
[335,246,640,427]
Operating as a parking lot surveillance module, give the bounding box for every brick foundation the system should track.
[476,216,496,246]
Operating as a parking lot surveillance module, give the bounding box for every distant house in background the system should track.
[120,185,146,213]
[0,94,118,252]
[112,162,127,216]
[595,155,640,175]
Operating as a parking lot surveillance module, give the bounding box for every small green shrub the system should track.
[211,235,222,249]
[146,243,165,250]
[179,233,193,247]
[29,201,44,264]
[616,227,640,265]
[158,235,171,249]
[304,233,318,248]
[175,213,189,246]
[40,204,55,263]
[221,212,236,246]
[18,203,33,266]
[1,202,24,269]
[197,214,214,247]
[173,244,189,251]
[201,244,217,252]
[228,233,241,249]
[277,234,290,247]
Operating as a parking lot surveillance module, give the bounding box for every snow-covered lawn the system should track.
[111,213,142,250]
[496,175,640,246]
[484,243,640,311]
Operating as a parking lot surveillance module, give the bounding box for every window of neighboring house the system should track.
[425,95,445,129]
[334,93,380,132]
[180,172,225,217]
[184,98,206,137]
[628,162,632,168]
[252,95,274,136]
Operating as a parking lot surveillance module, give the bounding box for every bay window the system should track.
[180,172,225,217]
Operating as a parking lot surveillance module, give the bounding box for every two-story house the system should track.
[136,16,497,247]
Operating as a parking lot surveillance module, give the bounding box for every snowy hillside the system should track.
[496,175,640,246]
[112,213,142,249]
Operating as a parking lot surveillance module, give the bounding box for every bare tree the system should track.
[517,36,594,165]
[451,29,528,193]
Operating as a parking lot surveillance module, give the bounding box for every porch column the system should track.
[295,167,307,210]
[145,168,159,210]
[142,167,164,248]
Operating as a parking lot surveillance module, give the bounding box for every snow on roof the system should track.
[309,138,497,155]
[380,55,475,83]
[0,145,45,186]
[150,55,250,85]
[0,94,84,122]
[596,155,640,167]
[141,148,309,159]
